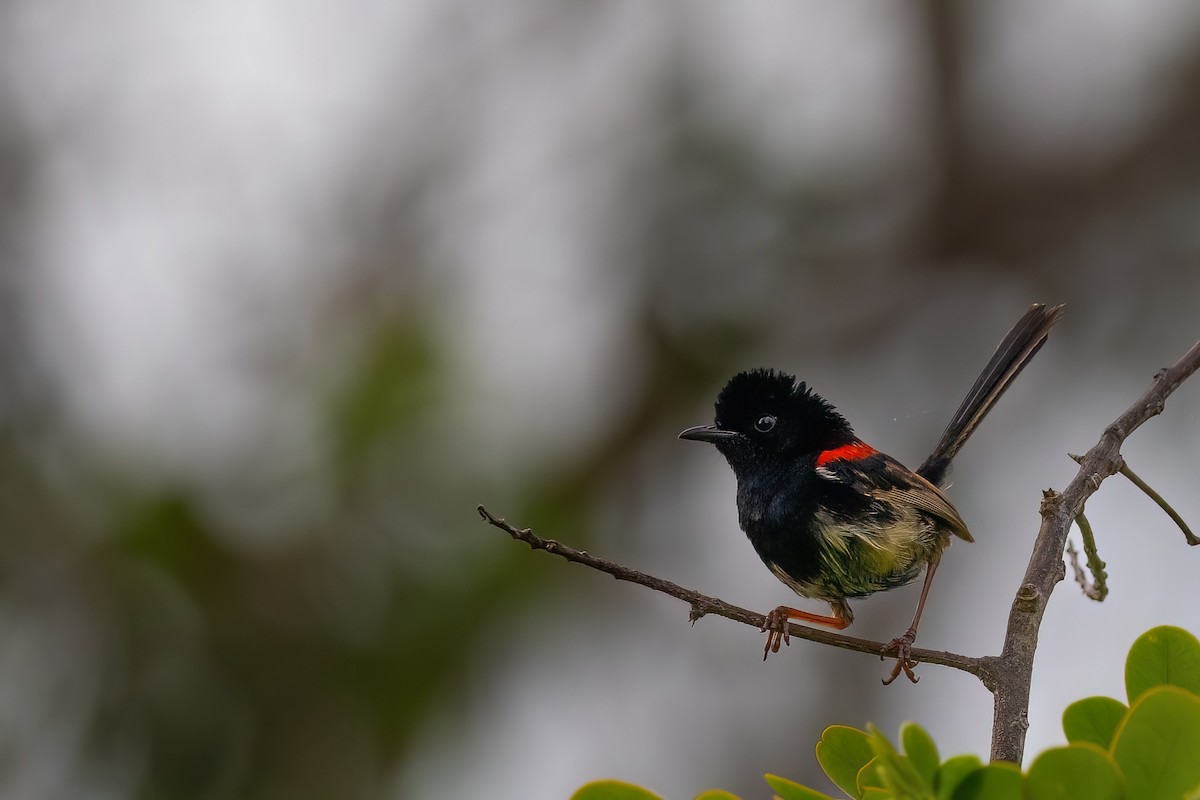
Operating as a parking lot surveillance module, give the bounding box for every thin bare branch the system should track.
[477,505,990,681]
[1070,452,1199,546]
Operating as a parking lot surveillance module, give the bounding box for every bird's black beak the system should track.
[678,425,741,443]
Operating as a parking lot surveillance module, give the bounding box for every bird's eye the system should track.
[754,414,777,433]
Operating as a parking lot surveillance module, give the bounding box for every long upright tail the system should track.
[917,303,1065,487]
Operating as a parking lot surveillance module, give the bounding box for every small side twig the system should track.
[1066,512,1107,601]
[477,505,989,681]
[1070,453,1199,546]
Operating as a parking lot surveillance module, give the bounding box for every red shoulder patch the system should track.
[815,441,878,467]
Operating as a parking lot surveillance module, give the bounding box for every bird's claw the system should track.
[882,631,919,685]
[761,608,791,661]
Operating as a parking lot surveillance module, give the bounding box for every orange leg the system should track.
[761,601,852,661]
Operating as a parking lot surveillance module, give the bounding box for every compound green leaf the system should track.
[1062,696,1128,749]
[1025,744,1123,800]
[1111,685,1200,800]
[571,780,664,800]
[695,790,741,800]
[1125,626,1200,703]
[816,726,874,799]
[764,773,834,800]
[949,762,1020,800]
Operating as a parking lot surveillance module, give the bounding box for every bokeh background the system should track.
[1,1,1199,798]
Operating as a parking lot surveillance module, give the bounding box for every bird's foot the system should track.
[882,628,919,685]
[760,607,792,661]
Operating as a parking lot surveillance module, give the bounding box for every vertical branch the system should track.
[989,340,1200,763]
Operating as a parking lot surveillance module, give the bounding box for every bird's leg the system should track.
[761,600,852,661]
[882,553,942,685]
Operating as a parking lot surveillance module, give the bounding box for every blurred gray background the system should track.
[1,1,1198,798]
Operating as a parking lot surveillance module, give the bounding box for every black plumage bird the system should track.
[680,304,1064,683]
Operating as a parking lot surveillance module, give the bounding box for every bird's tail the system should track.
[917,303,1065,487]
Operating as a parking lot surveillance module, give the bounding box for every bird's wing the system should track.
[816,452,974,543]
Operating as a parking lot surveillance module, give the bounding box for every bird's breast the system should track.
[735,474,947,601]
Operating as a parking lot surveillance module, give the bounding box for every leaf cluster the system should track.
[571,626,1200,800]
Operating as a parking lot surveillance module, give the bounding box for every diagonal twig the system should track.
[477,505,990,681]
[1069,452,1198,546]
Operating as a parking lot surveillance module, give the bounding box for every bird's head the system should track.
[679,368,856,473]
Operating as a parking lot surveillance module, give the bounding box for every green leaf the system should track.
[695,791,742,800]
[949,762,1020,800]
[1024,744,1124,800]
[863,726,930,799]
[865,724,899,758]
[876,755,933,798]
[900,723,940,788]
[858,759,887,797]
[859,759,933,799]
[1061,696,1128,749]
[571,780,664,800]
[764,774,835,800]
[935,756,982,800]
[1125,625,1200,703]
[816,726,875,799]
[1111,685,1200,800]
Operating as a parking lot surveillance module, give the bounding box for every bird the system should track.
[679,303,1064,683]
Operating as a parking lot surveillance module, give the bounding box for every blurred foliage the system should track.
[23,292,740,798]
[69,318,510,797]
[327,317,438,491]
